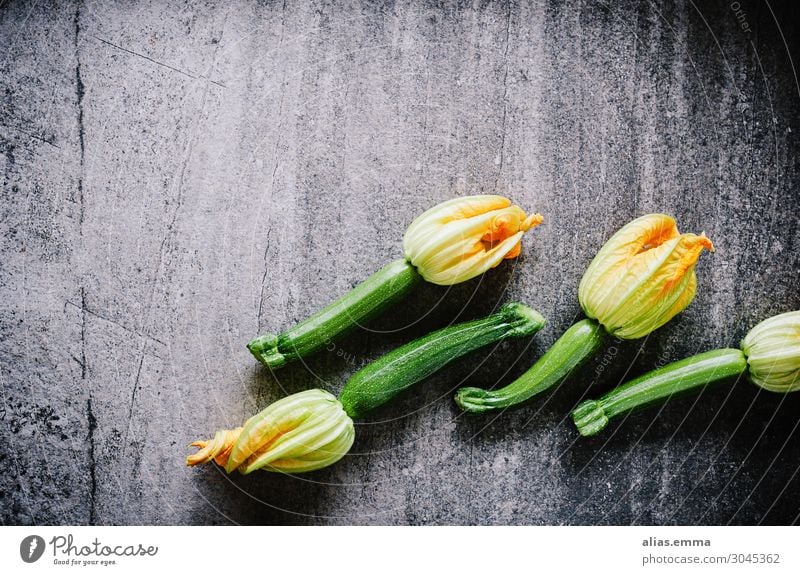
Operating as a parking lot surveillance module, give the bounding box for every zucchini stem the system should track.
[248,258,421,369]
[455,318,606,413]
[338,302,546,419]
[572,348,748,437]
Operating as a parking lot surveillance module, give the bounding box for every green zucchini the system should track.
[572,348,748,436]
[338,302,546,419]
[455,318,606,413]
[248,258,421,369]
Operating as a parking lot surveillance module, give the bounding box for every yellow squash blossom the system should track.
[403,195,543,285]
[578,213,714,339]
[188,389,354,474]
[741,310,800,393]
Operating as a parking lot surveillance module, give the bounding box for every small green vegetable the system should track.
[572,310,800,437]
[572,349,747,436]
[456,318,605,413]
[339,302,546,419]
[248,259,420,369]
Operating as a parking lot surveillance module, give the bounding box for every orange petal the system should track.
[657,233,715,297]
[186,428,242,467]
[522,213,544,231]
[502,240,522,260]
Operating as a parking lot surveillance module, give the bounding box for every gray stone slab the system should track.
[1,0,798,525]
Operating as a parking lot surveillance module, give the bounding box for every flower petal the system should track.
[422,231,525,285]
[579,214,679,312]
[579,214,712,339]
[742,310,800,393]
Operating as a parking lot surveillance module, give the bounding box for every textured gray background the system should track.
[1,0,799,525]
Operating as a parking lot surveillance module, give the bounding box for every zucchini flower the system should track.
[573,310,800,436]
[190,303,546,474]
[456,214,713,414]
[578,213,714,339]
[403,195,543,285]
[741,310,800,393]
[188,389,355,474]
[248,195,543,369]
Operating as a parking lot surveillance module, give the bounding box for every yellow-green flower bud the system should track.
[187,389,355,474]
[578,213,714,339]
[741,310,800,393]
[403,195,543,285]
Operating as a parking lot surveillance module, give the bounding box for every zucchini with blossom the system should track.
[248,196,543,369]
[190,303,546,473]
[455,214,714,413]
[572,310,800,436]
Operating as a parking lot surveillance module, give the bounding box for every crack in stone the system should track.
[74,2,85,226]
[495,2,512,190]
[86,397,97,524]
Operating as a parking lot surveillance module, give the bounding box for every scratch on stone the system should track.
[126,351,146,432]
[257,227,274,326]
[75,2,86,226]
[144,10,229,317]
[92,36,227,88]
[256,0,287,329]
[86,397,97,524]
[494,2,512,189]
[81,284,96,524]
[65,299,166,346]
[0,123,60,148]
[80,288,87,379]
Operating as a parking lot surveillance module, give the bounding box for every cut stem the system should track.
[248,258,421,369]
[455,318,607,413]
[338,302,546,419]
[572,348,748,437]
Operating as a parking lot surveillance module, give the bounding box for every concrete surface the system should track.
[1,0,799,525]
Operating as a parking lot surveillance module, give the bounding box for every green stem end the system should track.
[571,400,609,437]
[247,334,288,369]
